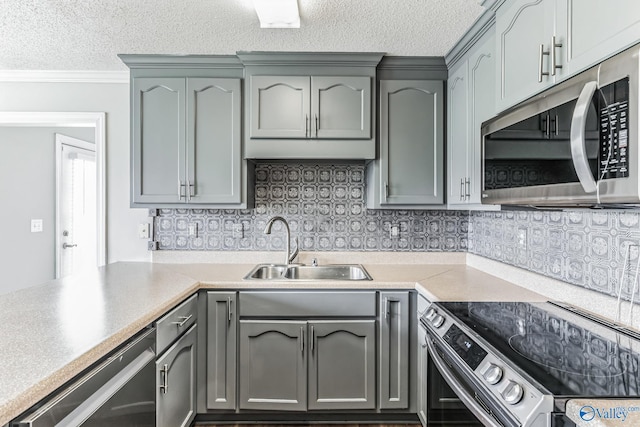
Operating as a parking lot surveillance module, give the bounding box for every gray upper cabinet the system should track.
[250,76,310,139]
[239,51,382,159]
[120,55,253,209]
[366,76,445,209]
[239,320,307,411]
[308,320,376,410]
[495,0,640,112]
[379,292,409,409]
[133,77,186,205]
[312,76,371,139]
[447,24,499,209]
[496,0,559,111]
[156,324,197,427]
[205,292,236,410]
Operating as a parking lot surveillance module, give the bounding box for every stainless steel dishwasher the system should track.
[14,328,156,427]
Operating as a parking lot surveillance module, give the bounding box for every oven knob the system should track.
[482,364,503,385]
[501,381,524,405]
[425,308,437,321]
[431,314,445,328]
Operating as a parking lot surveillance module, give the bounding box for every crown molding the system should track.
[0,70,129,83]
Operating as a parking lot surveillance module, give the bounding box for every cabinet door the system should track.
[447,64,470,206]
[561,0,640,76]
[156,324,197,427]
[132,77,186,204]
[468,31,497,205]
[239,320,307,411]
[206,292,236,410]
[308,320,376,410]
[249,76,310,139]
[187,78,242,204]
[417,325,428,427]
[312,76,371,139]
[380,80,444,205]
[379,292,409,409]
[496,0,557,110]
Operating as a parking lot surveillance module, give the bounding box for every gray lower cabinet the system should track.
[379,292,409,409]
[205,291,236,410]
[238,319,376,411]
[156,324,197,427]
[366,79,444,208]
[239,320,307,411]
[308,320,376,410]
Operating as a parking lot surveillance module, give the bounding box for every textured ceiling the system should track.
[0,0,485,71]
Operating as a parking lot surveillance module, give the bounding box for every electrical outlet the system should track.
[390,224,400,238]
[517,228,527,250]
[138,223,150,239]
[31,219,43,233]
[188,223,198,237]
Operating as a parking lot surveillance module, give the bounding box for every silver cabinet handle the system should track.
[305,115,309,138]
[460,178,464,201]
[171,315,192,327]
[187,180,194,201]
[227,297,233,323]
[554,114,559,136]
[178,181,186,199]
[544,113,551,137]
[310,325,315,353]
[159,363,169,394]
[465,178,471,200]
[570,81,598,193]
[315,115,319,138]
[62,243,77,249]
[384,182,389,202]
[550,35,562,76]
[538,44,550,83]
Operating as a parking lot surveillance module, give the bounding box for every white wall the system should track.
[0,127,95,293]
[0,81,151,275]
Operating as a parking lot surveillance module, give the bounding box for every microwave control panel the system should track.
[599,78,629,179]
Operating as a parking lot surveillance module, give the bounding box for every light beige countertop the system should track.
[0,253,568,425]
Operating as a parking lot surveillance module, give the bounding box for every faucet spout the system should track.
[263,216,298,265]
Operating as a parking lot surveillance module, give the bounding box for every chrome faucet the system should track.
[263,216,299,265]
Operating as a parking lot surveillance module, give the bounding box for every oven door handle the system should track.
[425,334,504,427]
[570,80,598,194]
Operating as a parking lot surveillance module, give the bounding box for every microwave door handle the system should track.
[425,334,504,427]
[570,81,598,194]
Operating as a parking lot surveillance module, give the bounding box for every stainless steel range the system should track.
[420,301,640,427]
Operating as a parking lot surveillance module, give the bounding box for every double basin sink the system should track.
[244,263,372,281]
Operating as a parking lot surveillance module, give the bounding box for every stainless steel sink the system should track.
[244,264,372,281]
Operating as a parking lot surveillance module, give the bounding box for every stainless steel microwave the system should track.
[481,44,638,206]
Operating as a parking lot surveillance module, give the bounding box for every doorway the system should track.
[0,112,106,292]
[56,134,97,278]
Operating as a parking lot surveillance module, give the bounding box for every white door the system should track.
[55,134,97,279]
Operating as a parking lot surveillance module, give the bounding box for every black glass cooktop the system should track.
[436,301,640,397]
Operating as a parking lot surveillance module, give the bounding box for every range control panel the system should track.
[599,78,630,179]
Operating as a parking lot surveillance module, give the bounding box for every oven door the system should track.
[424,327,520,427]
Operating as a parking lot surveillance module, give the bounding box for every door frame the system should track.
[0,112,107,269]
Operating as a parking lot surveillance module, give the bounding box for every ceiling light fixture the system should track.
[253,0,300,28]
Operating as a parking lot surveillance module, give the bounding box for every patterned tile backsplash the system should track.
[469,210,640,300]
[154,163,469,252]
[153,162,640,301]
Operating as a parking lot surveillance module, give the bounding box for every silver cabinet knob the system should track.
[432,314,445,328]
[501,380,524,405]
[482,363,503,385]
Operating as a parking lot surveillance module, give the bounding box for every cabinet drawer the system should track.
[157,293,198,354]
[239,291,376,317]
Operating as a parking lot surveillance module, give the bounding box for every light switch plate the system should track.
[138,223,150,239]
[31,219,43,233]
